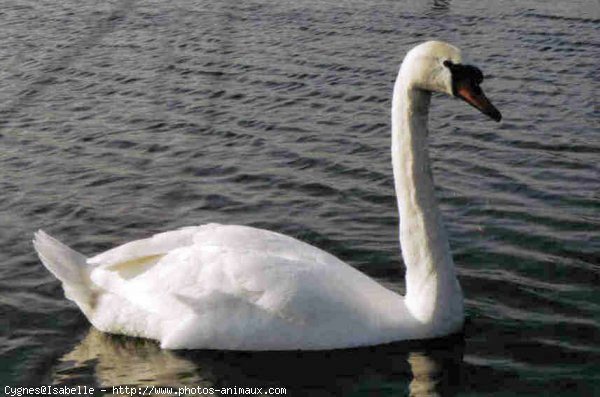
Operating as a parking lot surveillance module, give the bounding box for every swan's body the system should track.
[34,41,501,350]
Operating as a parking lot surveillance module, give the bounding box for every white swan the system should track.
[34,41,501,350]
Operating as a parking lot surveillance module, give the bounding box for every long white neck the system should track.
[391,71,463,331]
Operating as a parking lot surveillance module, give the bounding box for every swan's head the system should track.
[400,41,502,122]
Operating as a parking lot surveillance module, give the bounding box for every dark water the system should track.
[1,0,598,395]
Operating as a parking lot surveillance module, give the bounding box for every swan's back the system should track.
[38,224,415,350]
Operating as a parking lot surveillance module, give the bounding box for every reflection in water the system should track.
[408,348,462,397]
[54,330,208,392]
[54,329,465,396]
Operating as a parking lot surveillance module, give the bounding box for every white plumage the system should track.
[34,41,501,350]
[34,225,417,350]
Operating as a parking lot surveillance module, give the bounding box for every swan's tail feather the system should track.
[33,230,94,316]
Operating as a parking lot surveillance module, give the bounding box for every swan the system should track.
[33,41,501,350]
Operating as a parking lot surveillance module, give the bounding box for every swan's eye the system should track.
[443,60,453,68]
[473,68,484,85]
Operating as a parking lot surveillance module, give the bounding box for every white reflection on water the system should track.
[53,329,464,396]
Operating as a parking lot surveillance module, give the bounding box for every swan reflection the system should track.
[54,330,206,389]
[54,329,464,396]
[407,347,463,396]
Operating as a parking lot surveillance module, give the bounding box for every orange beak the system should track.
[456,81,502,122]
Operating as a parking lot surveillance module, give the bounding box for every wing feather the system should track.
[86,224,402,348]
[87,226,201,268]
